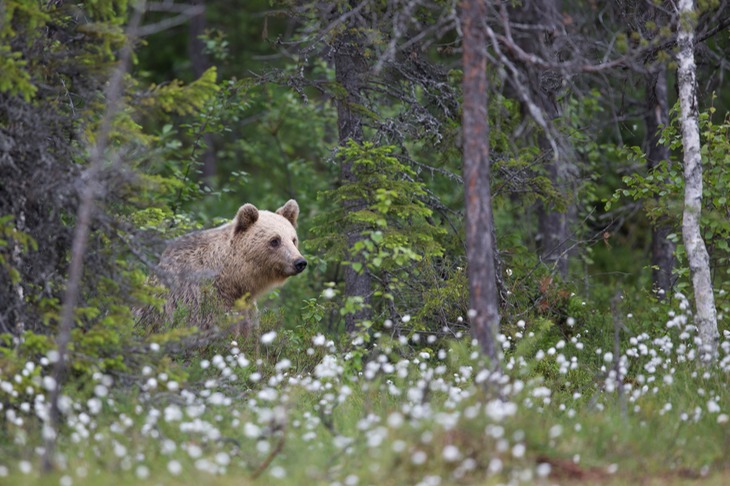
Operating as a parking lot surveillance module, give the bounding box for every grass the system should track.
[1,293,730,485]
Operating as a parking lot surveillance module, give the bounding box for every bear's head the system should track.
[228,199,307,299]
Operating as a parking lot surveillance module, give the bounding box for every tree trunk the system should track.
[333,16,371,333]
[676,0,718,361]
[644,65,675,300]
[43,7,144,472]
[513,0,574,279]
[188,0,216,180]
[461,0,500,364]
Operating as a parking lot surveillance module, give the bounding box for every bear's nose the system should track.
[294,258,307,274]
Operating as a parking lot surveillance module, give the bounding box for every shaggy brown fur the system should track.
[150,200,306,333]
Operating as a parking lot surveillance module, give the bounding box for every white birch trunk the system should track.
[676,0,719,361]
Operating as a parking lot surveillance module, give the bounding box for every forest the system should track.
[1,0,730,484]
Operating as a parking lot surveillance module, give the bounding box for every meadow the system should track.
[2,292,729,486]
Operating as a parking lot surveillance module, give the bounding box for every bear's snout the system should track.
[293,258,307,274]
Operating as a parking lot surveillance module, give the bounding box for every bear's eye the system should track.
[293,238,298,246]
[269,237,281,248]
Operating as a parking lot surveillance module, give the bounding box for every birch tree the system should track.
[461,0,500,364]
[676,0,719,360]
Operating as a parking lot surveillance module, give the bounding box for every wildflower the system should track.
[270,466,287,478]
[536,463,552,478]
[19,461,32,474]
[42,376,56,391]
[392,440,407,452]
[261,331,277,344]
[136,465,150,479]
[487,458,503,474]
[215,452,231,466]
[512,443,526,458]
[411,450,428,465]
[150,343,160,352]
[442,445,461,462]
[167,460,182,475]
[244,422,261,438]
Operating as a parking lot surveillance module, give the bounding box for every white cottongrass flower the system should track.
[485,399,517,422]
[275,359,292,371]
[19,461,32,474]
[512,443,526,458]
[215,452,231,466]
[135,465,149,479]
[244,422,261,438]
[164,405,183,422]
[167,460,182,475]
[161,439,177,455]
[411,450,428,465]
[149,343,160,352]
[270,465,287,478]
[315,355,343,379]
[392,440,407,452]
[387,412,404,428]
[42,376,56,391]
[488,458,503,474]
[261,331,277,344]
[322,288,336,299]
[536,463,552,478]
[257,441,271,454]
[87,398,102,415]
[442,445,461,462]
[187,444,202,459]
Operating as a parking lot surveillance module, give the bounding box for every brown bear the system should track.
[151,199,306,333]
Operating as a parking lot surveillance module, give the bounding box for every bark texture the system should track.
[676,0,718,360]
[333,15,372,333]
[644,65,675,299]
[517,0,574,279]
[187,0,216,180]
[461,0,500,363]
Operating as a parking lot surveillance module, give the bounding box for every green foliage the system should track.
[607,100,730,290]
[0,216,37,286]
[310,141,446,327]
[141,67,220,116]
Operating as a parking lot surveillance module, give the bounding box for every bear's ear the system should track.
[276,199,299,227]
[233,204,259,235]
